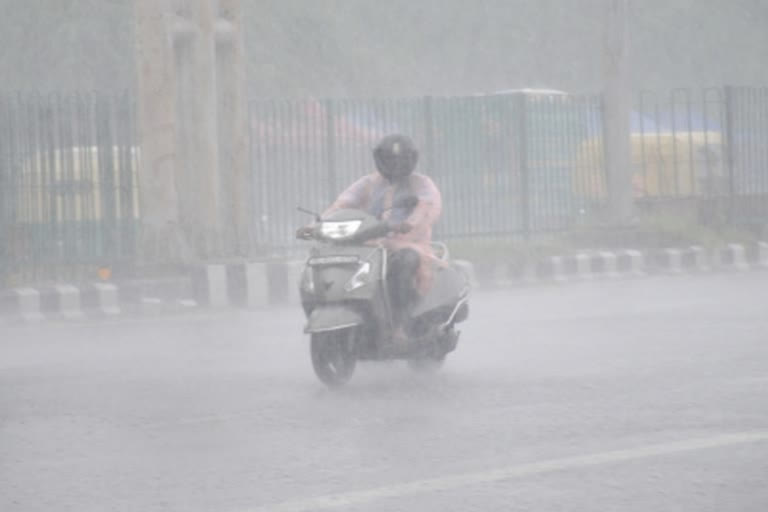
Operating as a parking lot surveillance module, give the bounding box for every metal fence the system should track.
[248,92,605,251]
[631,88,728,199]
[727,86,768,223]
[620,87,768,223]
[632,87,768,201]
[248,87,768,253]
[0,92,139,286]
[2,87,767,285]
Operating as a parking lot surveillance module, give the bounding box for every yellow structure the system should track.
[17,146,141,223]
[575,130,724,201]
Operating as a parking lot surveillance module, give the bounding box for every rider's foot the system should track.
[392,326,409,347]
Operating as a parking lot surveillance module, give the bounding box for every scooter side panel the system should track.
[411,263,469,318]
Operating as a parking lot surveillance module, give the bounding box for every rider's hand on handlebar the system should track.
[296,226,315,240]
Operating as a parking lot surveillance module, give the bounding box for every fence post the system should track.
[324,99,337,204]
[723,85,736,224]
[423,96,435,176]
[516,93,530,238]
[603,0,633,223]
[0,97,6,286]
[97,95,118,264]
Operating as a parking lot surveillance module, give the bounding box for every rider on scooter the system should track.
[299,134,442,343]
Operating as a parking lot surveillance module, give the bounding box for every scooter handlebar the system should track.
[362,222,393,240]
[295,221,393,243]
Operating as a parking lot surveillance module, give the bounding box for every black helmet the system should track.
[373,134,419,181]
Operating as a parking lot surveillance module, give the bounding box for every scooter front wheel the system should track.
[310,329,358,387]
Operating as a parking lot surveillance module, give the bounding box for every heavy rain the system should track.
[1,1,767,511]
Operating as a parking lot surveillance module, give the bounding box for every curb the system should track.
[0,277,198,325]
[478,241,768,288]
[2,241,766,324]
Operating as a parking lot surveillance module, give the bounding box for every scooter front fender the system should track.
[304,305,364,334]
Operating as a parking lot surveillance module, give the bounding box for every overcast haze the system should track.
[1,0,768,96]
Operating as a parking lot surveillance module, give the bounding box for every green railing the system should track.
[0,92,139,286]
[248,92,606,252]
[3,87,766,284]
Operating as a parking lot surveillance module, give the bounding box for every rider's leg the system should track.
[387,248,420,340]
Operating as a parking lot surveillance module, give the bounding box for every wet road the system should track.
[2,273,768,511]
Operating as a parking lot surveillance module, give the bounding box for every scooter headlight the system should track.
[344,261,371,292]
[320,220,362,240]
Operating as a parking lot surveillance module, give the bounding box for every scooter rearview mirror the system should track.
[297,206,321,223]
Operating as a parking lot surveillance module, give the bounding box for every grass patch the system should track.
[445,216,763,268]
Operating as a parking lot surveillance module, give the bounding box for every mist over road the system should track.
[2,274,767,511]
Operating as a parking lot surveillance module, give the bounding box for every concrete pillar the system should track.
[172,0,222,257]
[134,0,187,266]
[603,0,633,223]
[136,0,250,264]
[216,0,250,256]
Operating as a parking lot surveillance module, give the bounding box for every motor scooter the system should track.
[296,196,470,386]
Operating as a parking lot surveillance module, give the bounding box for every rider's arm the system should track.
[322,175,374,216]
[403,175,442,234]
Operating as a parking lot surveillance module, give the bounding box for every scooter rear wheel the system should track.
[310,329,358,387]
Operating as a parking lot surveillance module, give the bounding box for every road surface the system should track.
[2,273,767,511]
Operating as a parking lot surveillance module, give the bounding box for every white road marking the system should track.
[248,430,768,512]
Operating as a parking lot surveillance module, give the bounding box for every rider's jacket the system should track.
[324,172,442,293]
